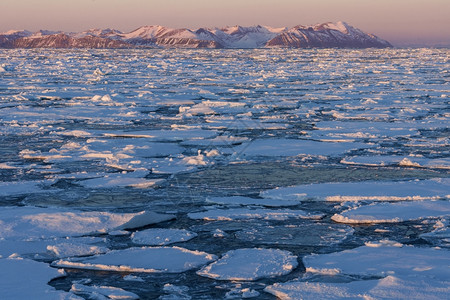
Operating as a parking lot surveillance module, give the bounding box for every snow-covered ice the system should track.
[0,257,79,299]
[332,200,450,224]
[188,207,312,221]
[197,248,298,281]
[53,246,217,273]
[262,178,450,202]
[131,228,197,246]
[70,283,139,300]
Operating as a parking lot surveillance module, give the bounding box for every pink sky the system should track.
[1,0,449,46]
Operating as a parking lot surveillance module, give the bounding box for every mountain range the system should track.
[0,21,392,49]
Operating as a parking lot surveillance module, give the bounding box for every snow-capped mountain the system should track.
[0,22,392,49]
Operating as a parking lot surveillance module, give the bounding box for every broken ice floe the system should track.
[332,200,450,224]
[131,228,197,246]
[235,223,354,246]
[197,248,298,281]
[71,283,139,300]
[47,242,109,258]
[265,275,450,300]
[0,206,175,240]
[262,178,450,202]
[341,155,450,170]
[206,196,301,207]
[265,241,450,299]
[188,207,318,221]
[420,218,450,247]
[0,257,79,299]
[53,246,217,273]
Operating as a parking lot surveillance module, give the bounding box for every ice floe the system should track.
[265,275,450,300]
[188,207,315,221]
[47,242,109,258]
[262,178,450,202]
[71,283,139,300]
[0,257,79,299]
[0,206,175,240]
[206,196,301,207]
[131,228,197,246]
[53,246,217,273]
[197,248,298,281]
[332,200,450,224]
[341,155,450,169]
[420,218,450,247]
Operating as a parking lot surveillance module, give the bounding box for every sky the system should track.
[0,0,449,46]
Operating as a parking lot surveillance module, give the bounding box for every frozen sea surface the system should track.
[0,48,449,299]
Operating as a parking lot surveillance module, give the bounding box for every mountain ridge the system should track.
[0,21,392,49]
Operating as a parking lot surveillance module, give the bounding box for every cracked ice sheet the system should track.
[206,196,301,207]
[235,138,371,157]
[197,248,298,281]
[0,180,57,197]
[71,283,139,300]
[265,242,450,300]
[341,155,450,170]
[265,275,450,300]
[0,206,175,240]
[0,257,81,300]
[262,178,450,202]
[331,200,450,224]
[420,218,450,247]
[52,246,216,273]
[187,207,321,221]
[131,228,197,246]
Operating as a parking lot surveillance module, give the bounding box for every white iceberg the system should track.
[53,246,217,273]
[197,248,298,281]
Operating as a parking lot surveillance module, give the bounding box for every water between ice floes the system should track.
[0,48,449,299]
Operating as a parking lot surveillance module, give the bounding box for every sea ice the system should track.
[47,242,109,258]
[188,207,312,221]
[332,200,450,224]
[235,223,354,246]
[0,257,79,299]
[265,275,450,300]
[236,138,370,157]
[303,242,449,280]
[206,196,301,207]
[131,228,197,246]
[53,246,217,273]
[71,283,139,300]
[0,206,175,240]
[262,178,450,202]
[420,218,450,247]
[197,248,298,281]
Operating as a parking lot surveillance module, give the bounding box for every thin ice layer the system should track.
[332,200,450,224]
[52,246,217,273]
[262,178,450,201]
[188,207,311,221]
[71,283,139,300]
[197,248,298,281]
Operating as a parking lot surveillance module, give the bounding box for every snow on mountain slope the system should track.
[0,22,392,49]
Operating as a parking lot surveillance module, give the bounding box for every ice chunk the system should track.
[0,206,175,240]
[53,246,216,273]
[197,248,297,281]
[71,283,139,299]
[262,178,450,202]
[161,284,191,300]
[47,243,109,258]
[332,200,450,224]
[131,228,197,246]
[188,207,310,221]
[0,257,79,299]
[0,180,56,196]
[303,243,449,280]
[420,218,450,246]
[265,275,450,300]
